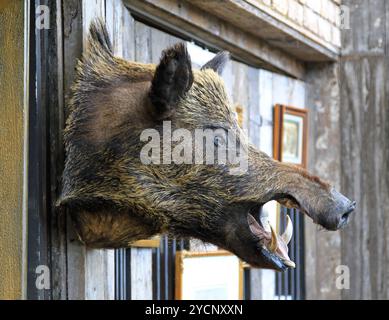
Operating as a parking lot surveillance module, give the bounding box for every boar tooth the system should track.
[281,215,293,245]
[269,225,278,252]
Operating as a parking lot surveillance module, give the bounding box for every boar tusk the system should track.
[269,224,278,252]
[281,215,293,245]
[283,260,296,268]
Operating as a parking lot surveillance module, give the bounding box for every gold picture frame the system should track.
[175,250,245,300]
[130,235,161,248]
[273,104,308,168]
[235,104,244,128]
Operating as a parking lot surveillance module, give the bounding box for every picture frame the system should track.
[273,104,308,168]
[130,235,161,248]
[175,250,244,300]
[235,104,244,128]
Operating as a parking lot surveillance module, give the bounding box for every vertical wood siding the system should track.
[340,0,389,300]
[305,62,342,300]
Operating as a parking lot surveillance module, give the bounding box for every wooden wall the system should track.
[0,0,28,300]
[339,0,389,300]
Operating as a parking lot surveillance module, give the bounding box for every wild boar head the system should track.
[60,20,355,271]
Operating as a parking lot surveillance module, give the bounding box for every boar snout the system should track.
[307,188,356,231]
[267,162,356,232]
[324,189,356,230]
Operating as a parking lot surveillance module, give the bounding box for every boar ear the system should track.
[149,43,193,119]
[201,51,230,74]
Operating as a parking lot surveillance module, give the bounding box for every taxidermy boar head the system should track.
[60,20,355,271]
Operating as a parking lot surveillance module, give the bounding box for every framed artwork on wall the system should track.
[273,104,308,168]
[175,250,244,300]
[130,235,161,248]
[235,104,244,128]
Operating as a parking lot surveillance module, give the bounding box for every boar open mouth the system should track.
[243,197,297,271]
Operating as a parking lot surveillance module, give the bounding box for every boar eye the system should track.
[214,135,226,147]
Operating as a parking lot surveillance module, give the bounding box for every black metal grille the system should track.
[152,237,188,300]
[115,248,130,300]
[115,238,188,300]
[275,207,305,300]
[115,207,304,300]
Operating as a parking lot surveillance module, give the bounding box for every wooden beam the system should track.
[191,0,340,62]
[124,0,305,79]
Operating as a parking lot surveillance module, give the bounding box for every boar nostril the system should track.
[338,202,355,228]
[341,212,351,221]
[342,204,355,220]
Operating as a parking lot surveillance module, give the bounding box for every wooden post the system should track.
[305,62,342,300]
[0,0,29,300]
[339,0,389,300]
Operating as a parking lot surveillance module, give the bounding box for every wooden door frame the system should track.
[27,0,67,299]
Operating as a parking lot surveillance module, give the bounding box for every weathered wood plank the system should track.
[84,249,114,299]
[340,56,389,299]
[63,0,86,300]
[150,27,174,63]
[191,0,340,61]
[258,69,273,156]
[221,57,233,103]
[106,0,135,60]
[130,249,153,299]
[82,0,106,48]
[339,0,389,300]
[342,0,387,55]
[305,62,341,300]
[248,66,260,147]
[123,0,305,79]
[231,62,249,131]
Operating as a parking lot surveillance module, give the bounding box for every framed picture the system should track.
[130,235,161,248]
[175,250,244,300]
[273,104,308,168]
[235,104,244,128]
